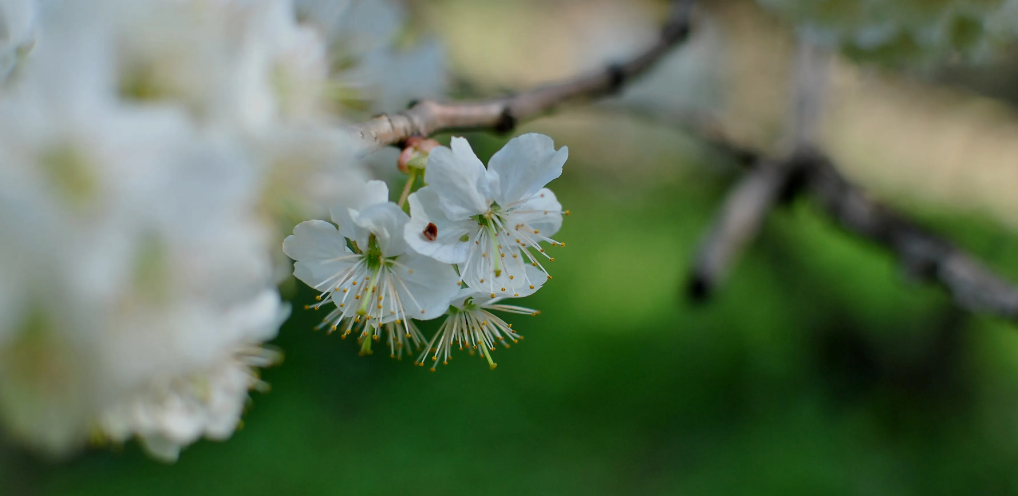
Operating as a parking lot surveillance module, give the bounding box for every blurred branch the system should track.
[687,159,797,300]
[686,123,1018,321]
[347,0,695,149]
[690,40,830,299]
[596,53,1018,320]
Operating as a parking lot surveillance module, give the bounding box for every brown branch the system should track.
[693,139,1018,321]
[802,151,1018,320]
[689,40,831,299]
[347,0,694,149]
[688,159,795,300]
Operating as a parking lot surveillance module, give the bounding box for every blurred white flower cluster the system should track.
[285,134,569,371]
[757,0,1018,65]
[0,0,445,461]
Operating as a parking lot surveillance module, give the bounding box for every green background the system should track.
[7,133,1018,495]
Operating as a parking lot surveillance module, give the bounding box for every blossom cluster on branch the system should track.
[284,134,569,370]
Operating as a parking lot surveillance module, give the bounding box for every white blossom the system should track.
[415,289,540,372]
[295,0,447,114]
[283,180,460,358]
[0,0,36,84]
[0,0,288,459]
[404,134,568,297]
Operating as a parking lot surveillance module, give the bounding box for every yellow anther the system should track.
[509,275,514,280]
[352,281,357,285]
[529,285,534,289]
[315,295,322,301]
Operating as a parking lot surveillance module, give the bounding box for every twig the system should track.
[694,139,1018,320]
[802,151,1018,320]
[689,39,830,299]
[347,0,695,149]
[687,159,797,300]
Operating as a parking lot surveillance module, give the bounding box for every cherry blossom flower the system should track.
[283,180,460,358]
[404,134,568,297]
[415,289,541,372]
[0,0,289,459]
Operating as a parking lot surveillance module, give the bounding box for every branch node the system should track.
[607,63,627,93]
[495,107,517,135]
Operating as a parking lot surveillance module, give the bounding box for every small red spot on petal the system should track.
[423,223,438,241]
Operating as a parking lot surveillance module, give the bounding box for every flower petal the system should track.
[487,133,567,206]
[351,202,409,256]
[404,186,476,264]
[390,251,460,321]
[460,246,547,298]
[423,137,490,219]
[512,188,563,238]
[329,180,390,245]
[282,220,356,288]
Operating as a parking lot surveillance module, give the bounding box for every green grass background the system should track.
[7,134,1018,496]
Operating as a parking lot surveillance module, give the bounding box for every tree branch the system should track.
[802,151,1018,320]
[347,0,694,149]
[689,39,830,299]
[696,138,1018,321]
[688,159,795,300]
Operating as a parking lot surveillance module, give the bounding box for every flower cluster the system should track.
[0,0,445,461]
[285,135,569,371]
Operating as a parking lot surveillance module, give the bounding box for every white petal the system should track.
[282,220,356,288]
[488,133,567,206]
[390,251,460,321]
[423,137,490,219]
[404,186,476,264]
[351,202,409,256]
[460,247,547,298]
[359,180,390,207]
[511,188,563,238]
[329,180,390,245]
[139,434,183,463]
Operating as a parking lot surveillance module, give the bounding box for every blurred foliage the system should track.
[8,132,1018,495]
